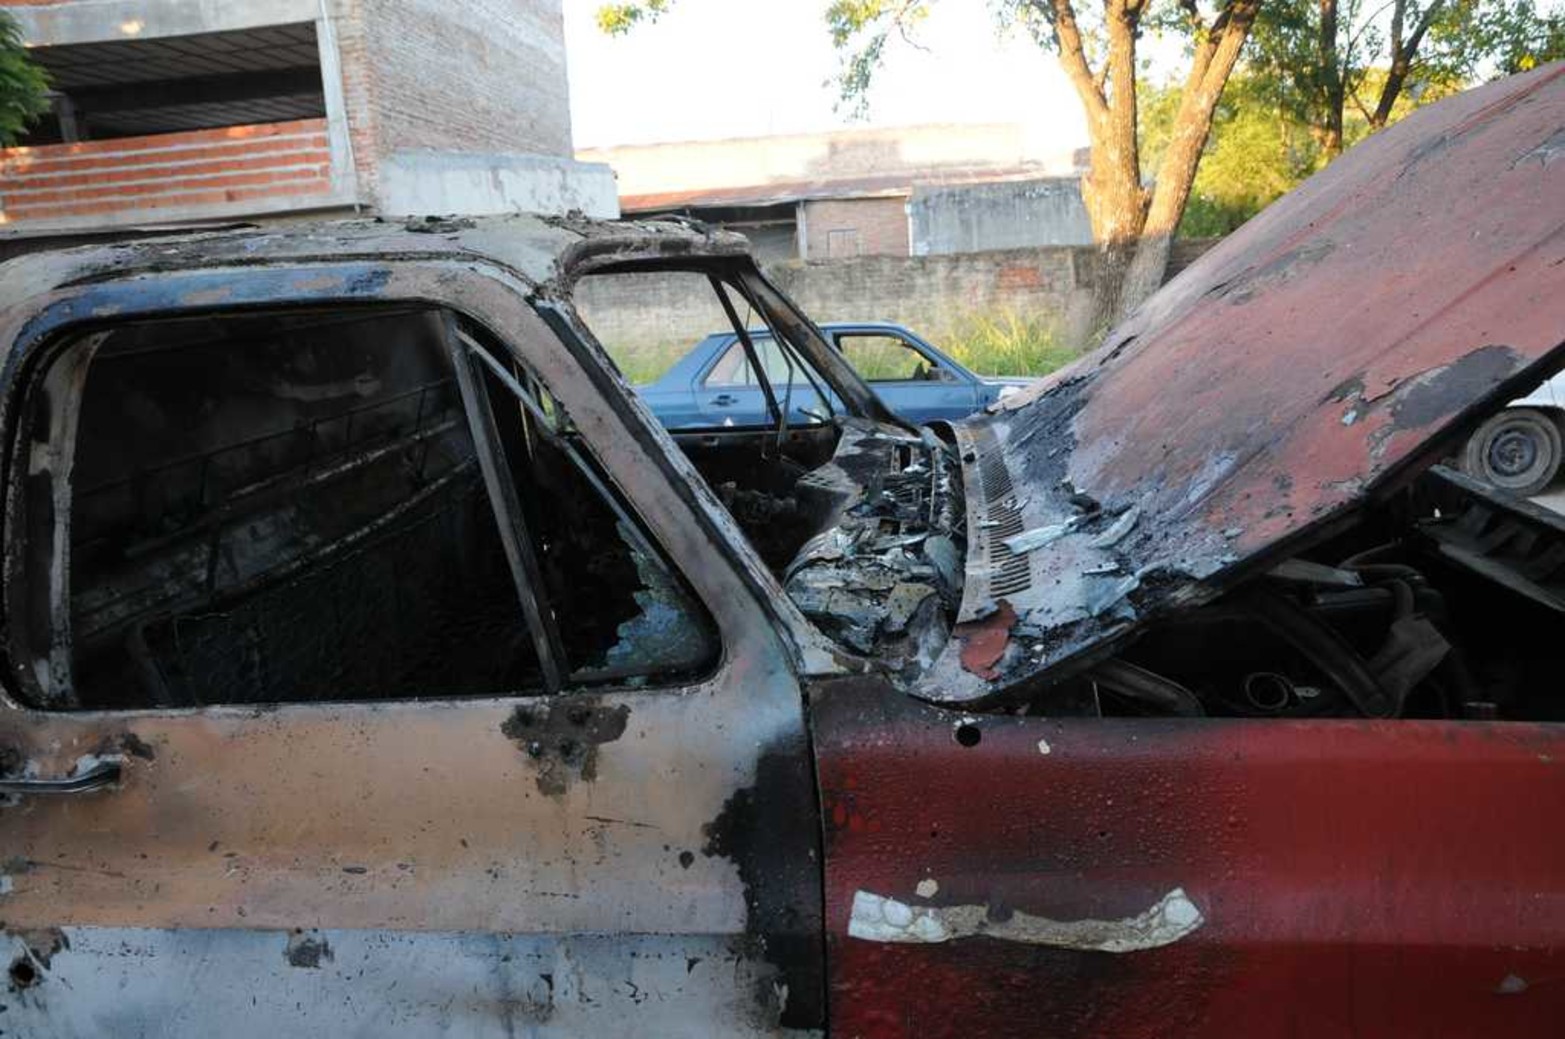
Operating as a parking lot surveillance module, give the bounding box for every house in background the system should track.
[579,123,1093,263]
[0,0,615,242]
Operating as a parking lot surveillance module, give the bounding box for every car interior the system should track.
[13,304,717,711]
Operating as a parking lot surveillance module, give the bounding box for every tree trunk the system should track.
[1080,149,1145,338]
[1318,0,1344,158]
[1043,0,1150,335]
[1080,119,1147,247]
[1115,0,1261,321]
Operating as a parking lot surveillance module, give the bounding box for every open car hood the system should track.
[917,63,1565,705]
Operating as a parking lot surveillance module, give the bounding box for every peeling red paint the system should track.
[940,63,1565,699]
[813,678,1565,1038]
[954,600,1016,679]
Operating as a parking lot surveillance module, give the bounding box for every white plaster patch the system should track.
[1497,973,1529,995]
[1037,738,1052,756]
[0,876,13,895]
[848,887,1204,952]
[915,878,939,899]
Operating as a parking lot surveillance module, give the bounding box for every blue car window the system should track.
[704,337,813,387]
[838,333,938,382]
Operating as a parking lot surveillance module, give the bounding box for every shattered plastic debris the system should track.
[1004,519,1080,555]
[782,424,965,671]
[786,564,901,654]
[883,582,938,635]
[1084,574,1140,617]
[922,534,961,592]
[1089,506,1140,549]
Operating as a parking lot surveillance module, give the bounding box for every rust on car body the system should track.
[916,63,1565,705]
[0,215,839,1036]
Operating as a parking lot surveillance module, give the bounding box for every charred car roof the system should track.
[920,62,1565,706]
[0,212,754,307]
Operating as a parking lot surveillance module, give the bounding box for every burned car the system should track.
[0,64,1563,1038]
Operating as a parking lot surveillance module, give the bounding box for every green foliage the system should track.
[1246,0,1560,150]
[0,11,48,146]
[824,1,930,114]
[1140,74,1316,236]
[1142,0,1559,238]
[606,339,688,386]
[1471,2,1565,72]
[594,0,1558,250]
[938,310,1077,378]
[596,0,672,36]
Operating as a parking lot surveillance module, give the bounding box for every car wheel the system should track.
[1462,408,1565,496]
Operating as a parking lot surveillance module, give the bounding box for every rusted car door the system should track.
[0,261,821,1037]
[813,679,1565,1038]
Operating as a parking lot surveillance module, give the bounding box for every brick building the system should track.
[579,123,1093,263]
[0,0,614,238]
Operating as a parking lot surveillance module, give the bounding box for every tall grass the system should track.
[937,310,1078,378]
[606,341,690,386]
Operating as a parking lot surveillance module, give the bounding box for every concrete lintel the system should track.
[376,152,619,221]
[13,0,323,48]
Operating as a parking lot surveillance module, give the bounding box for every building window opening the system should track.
[16,23,325,146]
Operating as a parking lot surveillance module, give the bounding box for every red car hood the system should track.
[917,63,1565,705]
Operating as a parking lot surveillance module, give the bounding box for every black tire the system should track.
[1462,408,1564,496]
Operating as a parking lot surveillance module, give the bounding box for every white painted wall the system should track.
[377,152,618,219]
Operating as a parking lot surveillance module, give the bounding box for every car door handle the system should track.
[710,394,737,406]
[0,759,122,796]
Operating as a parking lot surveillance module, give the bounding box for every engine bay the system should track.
[679,411,1565,725]
[674,418,967,679]
[1009,464,1565,721]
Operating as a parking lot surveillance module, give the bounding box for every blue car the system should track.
[636,321,1035,429]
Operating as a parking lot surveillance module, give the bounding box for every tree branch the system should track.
[1348,87,1375,122]
[1026,0,1108,122]
[1388,0,1408,60]
[1177,0,1208,34]
[1404,0,1442,56]
[1118,0,1261,318]
[1373,0,1444,125]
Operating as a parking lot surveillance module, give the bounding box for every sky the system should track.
[562,0,1093,149]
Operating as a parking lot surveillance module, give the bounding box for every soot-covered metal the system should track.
[911,63,1565,706]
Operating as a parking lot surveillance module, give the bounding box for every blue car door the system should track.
[698,335,834,426]
[832,330,980,423]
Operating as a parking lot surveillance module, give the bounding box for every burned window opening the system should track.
[449,320,718,687]
[18,304,716,710]
[709,274,785,431]
[572,264,968,674]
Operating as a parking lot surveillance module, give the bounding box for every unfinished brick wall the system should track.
[331,0,381,200]
[0,120,333,227]
[803,198,910,258]
[351,0,572,160]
